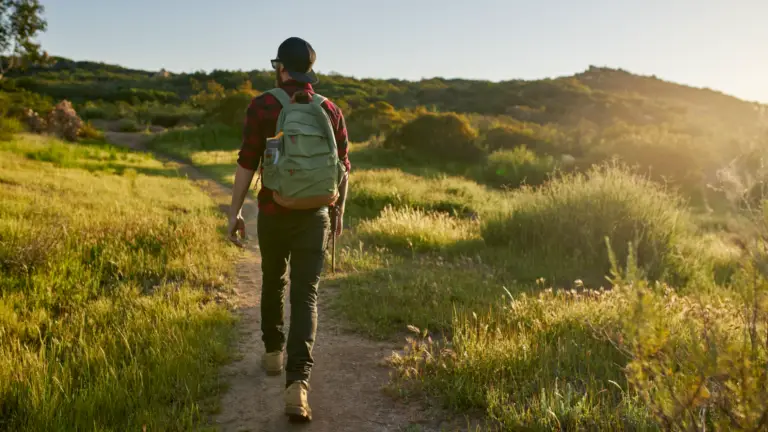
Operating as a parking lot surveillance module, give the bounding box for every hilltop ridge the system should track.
[6,56,765,134]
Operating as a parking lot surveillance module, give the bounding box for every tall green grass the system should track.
[0,134,238,431]
[322,155,758,431]
[388,256,768,431]
[482,162,707,287]
[347,168,507,221]
[328,161,736,338]
[356,206,482,253]
[469,146,557,189]
[388,287,656,431]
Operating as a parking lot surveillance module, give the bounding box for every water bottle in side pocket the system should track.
[264,132,283,165]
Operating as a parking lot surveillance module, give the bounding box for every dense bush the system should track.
[611,267,768,432]
[384,111,484,162]
[78,121,105,140]
[117,118,141,132]
[346,101,407,142]
[482,124,546,153]
[80,104,108,120]
[21,108,47,133]
[0,88,54,119]
[482,162,700,286]
[46,100,83,141]
[0,117,24,141]
[471,146,556,188]
[190,80,259,129]
[205,91,256,128]
[144,109,200,128]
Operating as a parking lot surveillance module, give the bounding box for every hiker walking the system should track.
[227,36,350,422]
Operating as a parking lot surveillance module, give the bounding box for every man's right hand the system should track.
[332,207,343,237]
[228,213,247,248]
[228,164,256,248]
[332,171,348,237]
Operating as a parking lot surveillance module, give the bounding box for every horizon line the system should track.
[38,54,768,106]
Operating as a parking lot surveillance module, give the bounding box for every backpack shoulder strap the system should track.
[266,87,292,107]
[266,88,292,135]
[311,93,327,106]
[308,94,338,152]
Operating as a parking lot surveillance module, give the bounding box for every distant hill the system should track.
[4,56,768,208]
[6,57,766,137]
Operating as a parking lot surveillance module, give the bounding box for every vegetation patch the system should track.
[356,205,482,253]
[0,135,238,431]
[482,162,704,287]
[384,111,484,163]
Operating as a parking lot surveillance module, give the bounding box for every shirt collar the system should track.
[280,80,314,92]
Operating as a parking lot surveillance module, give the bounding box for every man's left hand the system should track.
[228,213,247,247]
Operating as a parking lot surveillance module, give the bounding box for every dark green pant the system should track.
[257,207,330,385]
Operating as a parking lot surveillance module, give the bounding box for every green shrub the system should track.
[472,146,556,188]
[134,105,199,128]
[149,110,200,128]
[384,111,484,162]
[608,259,768,432]
[79,102,109,120]
[190,80,259,129]
[0,89,54,119]
[205,91,256,128]
[482,124,544,153]
[482,162,699,286]
[78,121,105,140]
[0,117,25,141]
[347,101,406,142]
[117,118,141,132]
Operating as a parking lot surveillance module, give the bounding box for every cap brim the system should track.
[287,69,319,84]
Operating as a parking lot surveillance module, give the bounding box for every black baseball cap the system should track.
[271,37,319,85]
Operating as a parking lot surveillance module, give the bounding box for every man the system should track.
[227,36,350,422]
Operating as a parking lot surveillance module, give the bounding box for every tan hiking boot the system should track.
[284,381,312,422]
[262,351,283,376]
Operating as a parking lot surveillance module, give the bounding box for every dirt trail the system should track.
[103,131,457,432]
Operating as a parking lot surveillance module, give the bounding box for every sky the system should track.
[38,0,768,103]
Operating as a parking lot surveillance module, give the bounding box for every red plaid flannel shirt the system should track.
[237,80,351,215]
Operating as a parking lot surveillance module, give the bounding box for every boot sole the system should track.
[285,406,312,422]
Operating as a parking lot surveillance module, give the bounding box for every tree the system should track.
[0,0,48,77]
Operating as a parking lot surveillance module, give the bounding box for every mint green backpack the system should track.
[261,88,346,209]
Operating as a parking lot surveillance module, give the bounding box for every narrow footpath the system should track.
[103,131,464,432]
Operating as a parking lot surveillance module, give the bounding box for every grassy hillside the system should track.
[0,134,238,431]
[8,58,766,129]
[4,57,767,204]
